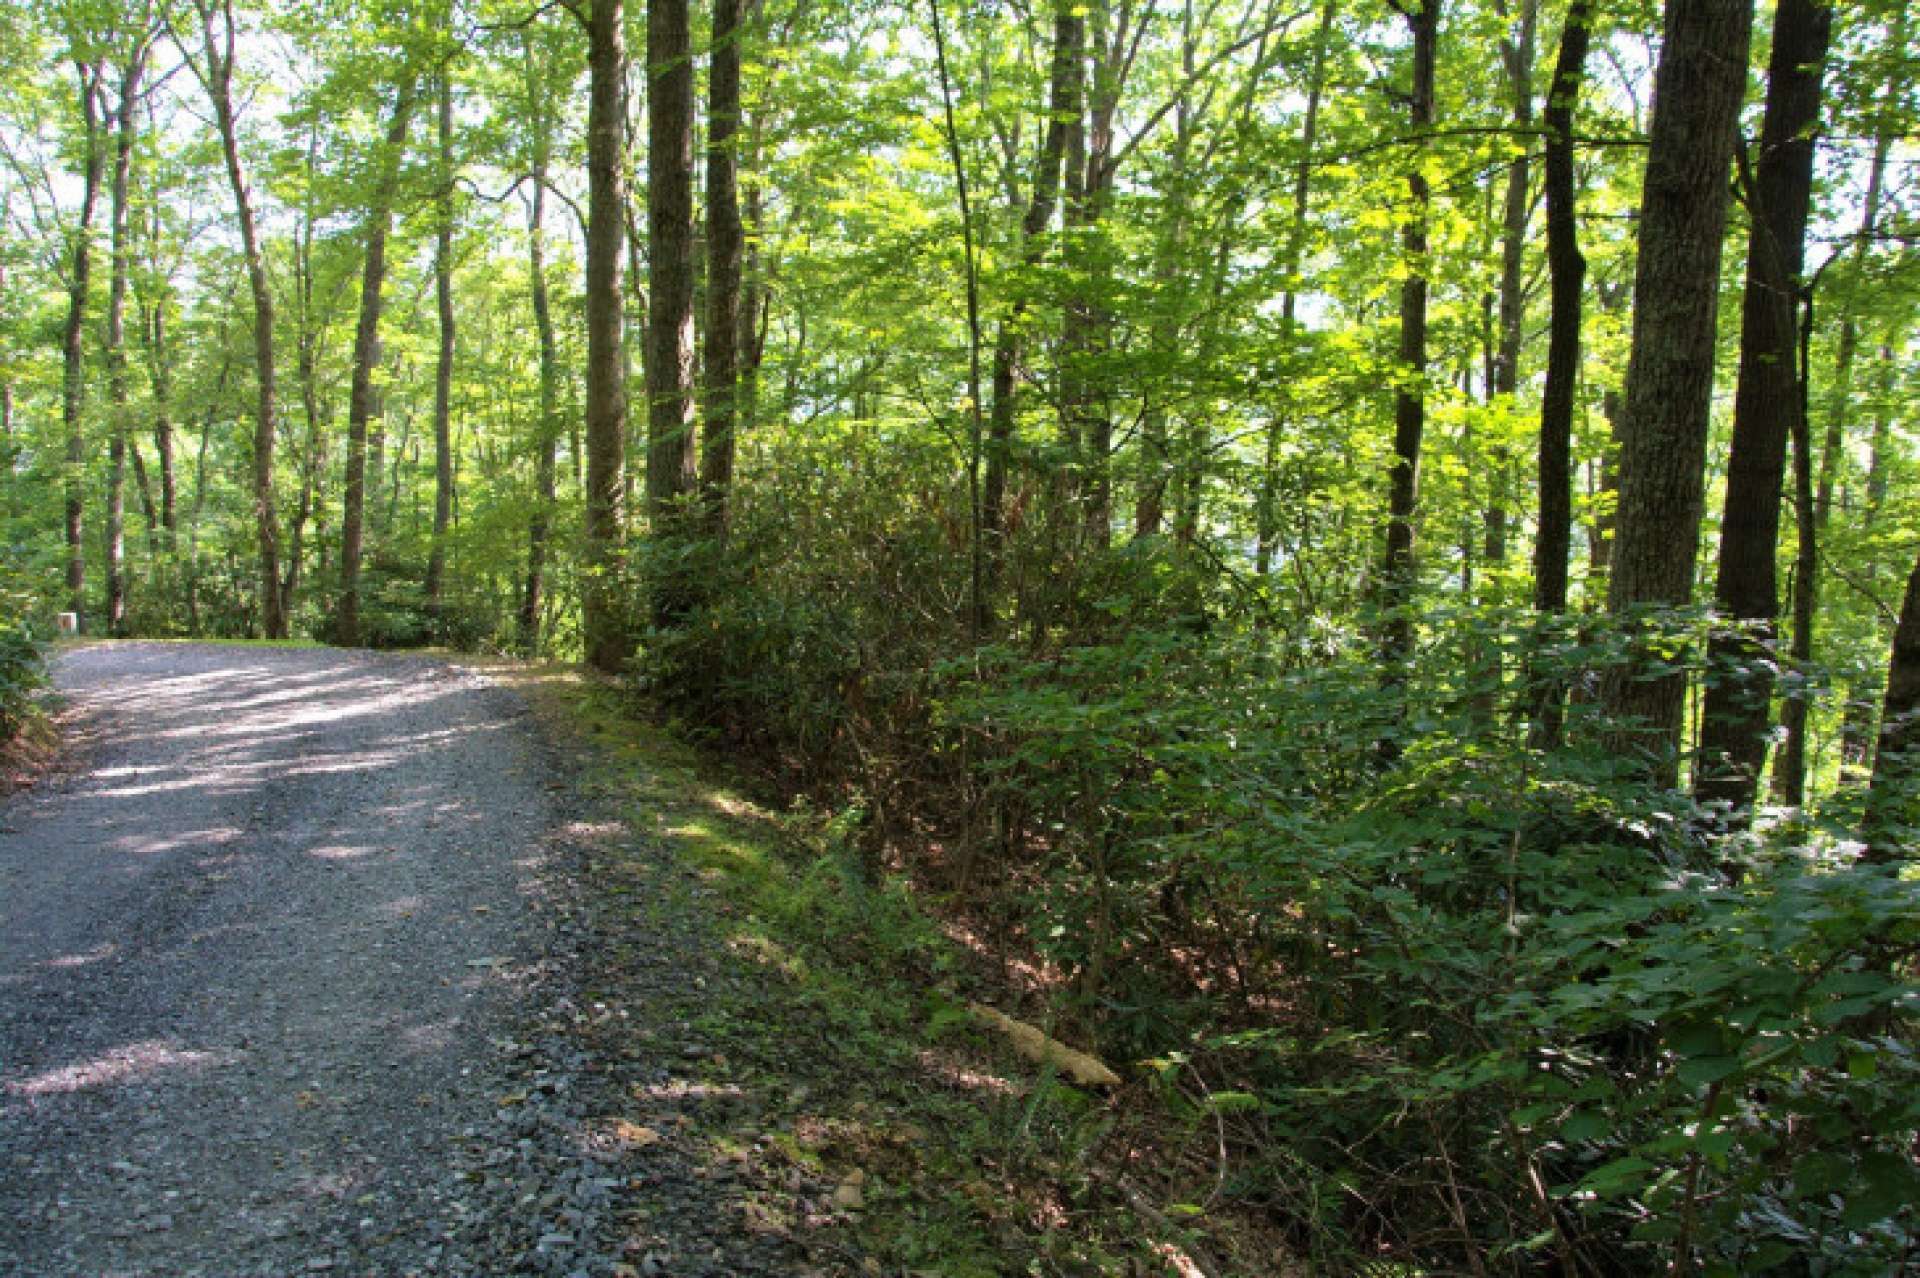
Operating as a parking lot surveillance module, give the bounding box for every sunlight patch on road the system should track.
[5,1040,225,1099]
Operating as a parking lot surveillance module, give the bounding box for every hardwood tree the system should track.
[1695,0,1832,814]
[645,0,697,625]
[1527,0,1591,749]
[59,51,106,630]
[581,0,629,671]
[178,0,289,638]
[425,68,456,624]
[700,0,743,540]
[337,72,418,647]
[1599,0,1754,785]
[1376,0,1438,693]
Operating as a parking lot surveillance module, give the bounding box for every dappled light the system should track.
[0,644,551,1273]
[4,1040,224,1103]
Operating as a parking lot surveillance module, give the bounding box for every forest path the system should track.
[0,642,555,1277]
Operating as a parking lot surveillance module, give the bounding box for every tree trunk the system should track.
[1527,0,1591,749]
[701,0,744,540]
[1774,300,1816,804]
[1837,345,1898,775]
[145,293,176,541]
[984,3,1082,603]
[1134,8,1198,542]
[1483,0,1537,581]
[1864,549,1920,864]
[1599,0,1754,786]
[520,37,561,655]
[646,0,698,625]
[1695,0,1831,813]
[188,0,289,639]
[337,75,418,647]
[1377,0,1438,690]
[582,0,630,671]
[1256,0,1335,577]
[1804,42,1899,790]
[105,44,149,635]
[426,71,456,626]
[61,59,106,632]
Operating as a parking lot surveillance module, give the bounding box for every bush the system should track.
[0,596,47,743]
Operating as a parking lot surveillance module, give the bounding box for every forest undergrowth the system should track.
[628,474,1920,1277]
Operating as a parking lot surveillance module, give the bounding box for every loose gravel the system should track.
[0,643,810,1278]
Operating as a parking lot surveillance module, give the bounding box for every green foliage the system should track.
[0,559,49,742]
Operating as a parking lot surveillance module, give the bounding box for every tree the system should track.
[1376,0,1438,691]
[59,51,105,630]
[178,0,288,639]
[1527,0,1591,749]
[1695,0,1832,814]
[337,72,418,647]
[700,0,743,540]
[1599,0,1755,784]
[982,1,1081,610]
[517,27,563,654]
[645,0,697,623]
[581,0,628,671]
[424,67,455,624]
[102,12,153,634]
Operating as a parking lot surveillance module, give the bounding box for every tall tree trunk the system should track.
[286,117,323,609]
[739,144,766,443]
[1256,0,1335,577]
[1774,299,1817,804]
[1807,45,1899,789]
[426,71,456,625]
[701,0,744,539]
[582,0,630,671]
[1695,0,1832,813]
[1134,6,1198,542]
[184,331,230,634]
[1599,0,1754,786]
[1837,345,1898,775]
[1864,549,1920,864]
[337,76,418,647]
[188,0,288,639]
[62,59,106,632]
[1483,0,1537,581]
[984,3,1082,603]
[144,288,176,541]
[1377,0,1438,691]
[1527,0,1591,749]
[645,0,698,624]
[520,40,560,654]
[105,42,149,635]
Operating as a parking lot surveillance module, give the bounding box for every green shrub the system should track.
[0,593,47,743]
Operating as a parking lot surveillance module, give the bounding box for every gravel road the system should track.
[0,643,562,1277]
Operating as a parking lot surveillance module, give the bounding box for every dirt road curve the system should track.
[0,643,552,1277]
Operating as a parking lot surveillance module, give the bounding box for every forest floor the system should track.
[0,642,1249,1278]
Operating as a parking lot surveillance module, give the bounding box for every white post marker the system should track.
[57,613,78,635]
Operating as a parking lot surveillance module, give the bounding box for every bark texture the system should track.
[1377,0,1438,685]
[1695,0,1831,812]
[582,0,630,671]
[1528,0,1591,749]
[701,0,744,539]
[1599,0,1754,785]
[645,0,698,589]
